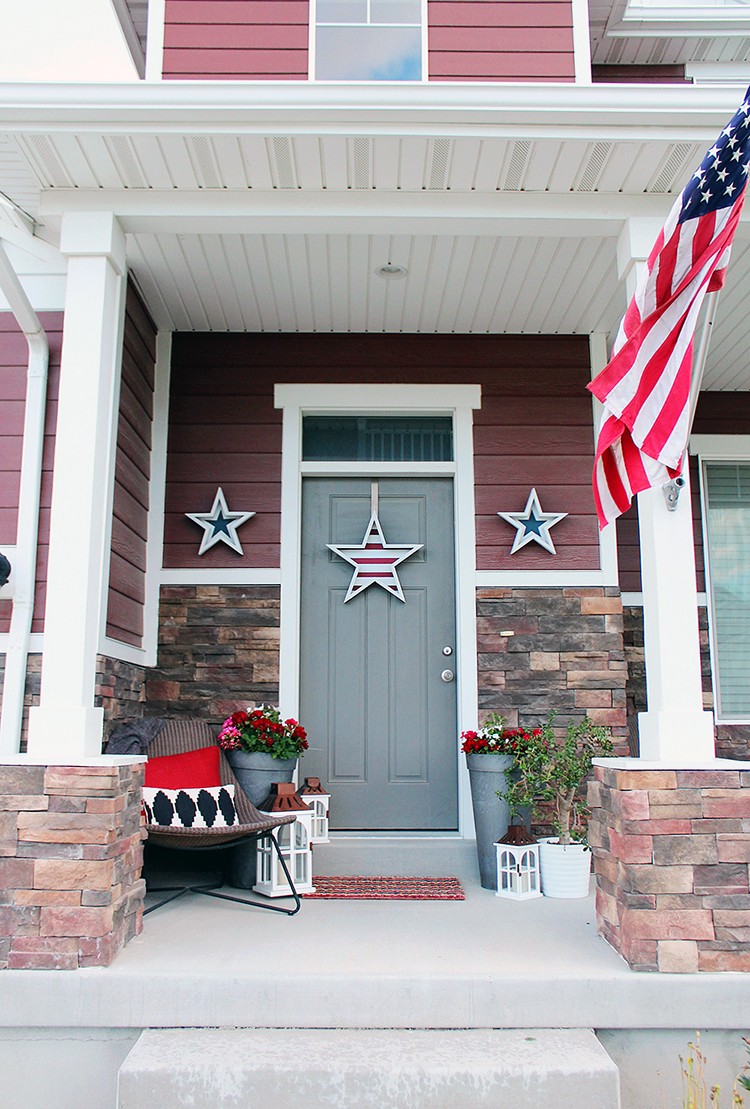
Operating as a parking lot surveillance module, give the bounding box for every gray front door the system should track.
[299,477,458,830]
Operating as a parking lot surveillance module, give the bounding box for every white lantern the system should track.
[253,784,316,898]
[297,777,331,844]
[495,841,542,900]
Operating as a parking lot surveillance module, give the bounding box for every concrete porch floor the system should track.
[2,837,750,1108]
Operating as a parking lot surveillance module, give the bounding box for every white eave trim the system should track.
[0,81,747,136]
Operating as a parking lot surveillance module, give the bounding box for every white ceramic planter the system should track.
[538,837,591,899]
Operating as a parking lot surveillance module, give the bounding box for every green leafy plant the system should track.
[498,714,613,846]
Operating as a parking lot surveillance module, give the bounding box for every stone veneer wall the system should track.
[589,763,750,972]
[476,586,628,742]
[0,760,145,969]
[145,585,281,720]
[96,656,147,732]
[624,605,750,760]
[0,655,147,752]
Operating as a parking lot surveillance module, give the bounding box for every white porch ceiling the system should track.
[127,231,624,338]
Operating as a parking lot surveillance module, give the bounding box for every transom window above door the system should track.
[314,0,424,81]
[302,416,453,461]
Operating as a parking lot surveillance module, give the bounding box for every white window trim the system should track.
[692,435,750,725]
[308,0,429,82]
[274,382,480,837]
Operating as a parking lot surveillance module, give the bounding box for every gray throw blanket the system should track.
[104,717,168,756]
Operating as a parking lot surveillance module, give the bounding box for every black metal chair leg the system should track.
[144,882,221,916]
[143,832,302,916]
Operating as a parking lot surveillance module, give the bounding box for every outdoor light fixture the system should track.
[375,263,408,280]
[663,475,686,511]
[0,553,10,588]
[254,783,316,897]
[298,777,331,844]
[496,826,542,900]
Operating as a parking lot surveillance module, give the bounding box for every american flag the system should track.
[588,87,750,529]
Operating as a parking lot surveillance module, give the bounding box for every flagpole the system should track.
[687,288,720,436]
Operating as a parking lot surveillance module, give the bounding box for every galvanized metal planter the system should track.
[465,752,513,890]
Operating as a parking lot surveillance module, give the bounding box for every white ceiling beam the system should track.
[39,187,676,233]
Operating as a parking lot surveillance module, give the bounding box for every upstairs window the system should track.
[314,0,424,81]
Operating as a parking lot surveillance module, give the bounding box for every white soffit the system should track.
[8,132,708,200]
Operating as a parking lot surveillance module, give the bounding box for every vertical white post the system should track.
[616,218,715,762]
[637,479,715,761]
[26,212,127,761]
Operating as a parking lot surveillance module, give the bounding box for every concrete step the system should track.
[311,835,478,877]
[117,1028,620,1108]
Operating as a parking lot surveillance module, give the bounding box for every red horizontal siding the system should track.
[165,23,308,48]
[164,48,308,75]
[431,53,574,79]
[105,283,156,648]
[430,27,570,52]
[167,0,309,21]
[592,65,688,84]
[430,2,573,27]
[0,312,63,635]
[428,0,574,83]
[163,0,310,80]
[164,334,598,573]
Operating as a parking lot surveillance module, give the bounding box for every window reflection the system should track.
[315,0,423,81]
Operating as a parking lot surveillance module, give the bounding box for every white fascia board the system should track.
[613,4,750,36]
[0,81,747,135]
[689,434,750,458]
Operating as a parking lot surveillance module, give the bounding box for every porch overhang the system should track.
[2,81,750,389]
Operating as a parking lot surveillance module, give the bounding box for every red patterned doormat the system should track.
[303,876,465,900]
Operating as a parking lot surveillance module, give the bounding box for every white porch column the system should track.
[26,212,126,760]
[616,218,715,762]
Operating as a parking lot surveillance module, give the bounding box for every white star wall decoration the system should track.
[497,488,567,555]
[186,487,255,556]
[328,515,423,603]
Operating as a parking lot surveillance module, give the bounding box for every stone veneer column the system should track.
[0,757,145,969]
[589,759,750,972]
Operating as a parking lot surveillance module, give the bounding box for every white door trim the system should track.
[274,383,481,837]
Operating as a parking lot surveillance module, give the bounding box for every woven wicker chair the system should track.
[143,720,301,916]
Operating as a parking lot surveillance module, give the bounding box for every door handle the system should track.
[440,669,455,683]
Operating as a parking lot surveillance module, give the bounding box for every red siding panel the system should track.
[428,0,575,83]
[105,283,156,648]
[163,0,310,80]
[165,334,598,573]
[165,48,308,75]
[0,312,63,635]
